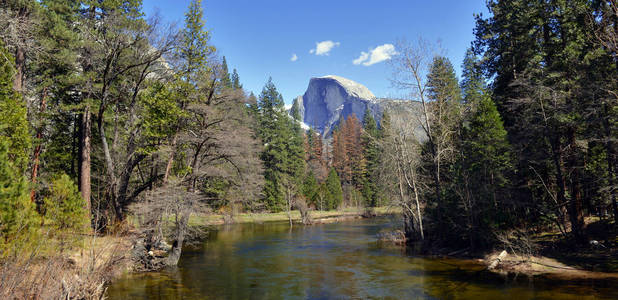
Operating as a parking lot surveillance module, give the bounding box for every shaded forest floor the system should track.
[537,218,618,273]
[484,218,618,278]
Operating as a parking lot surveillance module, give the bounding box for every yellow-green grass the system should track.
[187,206,401,226]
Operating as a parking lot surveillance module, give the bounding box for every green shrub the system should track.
[44,174,88,233]
[0,140,37,256]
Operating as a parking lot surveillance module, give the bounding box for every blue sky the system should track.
[142,0,489,104]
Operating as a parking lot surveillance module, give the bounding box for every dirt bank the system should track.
[483,250,618,280]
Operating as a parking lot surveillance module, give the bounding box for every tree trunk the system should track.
[287,185,293,228]
[79,106,92,217]
[411,171,424,240]
[114,154,145,221]
[72,114,78,177]
[97,101,125,221]
[163,133,178,183]
[566,128,585,241]
[30,88,48,202]
[550,135,572,236]
[602,103,618,225]
[97,102,116,184]
[166,209,190,266]
[397,172,414,240]
[13,46,24,92]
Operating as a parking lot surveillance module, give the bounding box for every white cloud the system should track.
[353,44,397,66]
[352,52,369,65]
[290,53,298,62]
[309,40,340,56]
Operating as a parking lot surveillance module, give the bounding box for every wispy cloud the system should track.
[309,40,340,56]
[353,44,397,66]
[290,53,298,62]
[352,52,369,65]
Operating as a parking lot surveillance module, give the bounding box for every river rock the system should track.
[488,250,508,270]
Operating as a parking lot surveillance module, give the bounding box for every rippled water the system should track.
[107,216,617,299]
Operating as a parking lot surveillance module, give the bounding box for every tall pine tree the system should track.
[361,109,380,207]
[257,78,305,211]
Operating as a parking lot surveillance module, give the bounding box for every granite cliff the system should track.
[291,75,421,135]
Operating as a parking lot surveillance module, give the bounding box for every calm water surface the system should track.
[107,216,617,299]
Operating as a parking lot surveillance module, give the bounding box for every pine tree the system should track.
[424,55,462,236]
[305,128,327,180]
[0,42,31,173]
[449,50,513,249]
[221,56,232,88]
[0,41,35,242]
[285,101,307,185]
[258,78,285,210]
[31,0,82,202]
[302,170,319,204]
[460,48,485,106]
[334,114,365,187]
[165,0,214,184]
[325,168,343,210]
[231,68,241,89]
[362,109,380,207]
[178,0,214,84]
[0,141,37,255]
[312,183,331,211]
[44,174,88,232]
[290,98,302,121]
[331,126,346,181]
[257,78,305,211]
[474,0,613,240]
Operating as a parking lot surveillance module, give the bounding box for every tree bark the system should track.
[410,170,424,240]
[13,46,24,92]
[30,88,48,202]
[549,134,573,237]
[97,101,116,185]
[566,128,585,240]
[163,133,178,183]
[602,103,618,225]
[115,154,146,220]
[166,209,190,266]
[79,106,92,217]
[287,184,293,228]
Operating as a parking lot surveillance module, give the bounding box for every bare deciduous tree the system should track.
[380,109,426,241]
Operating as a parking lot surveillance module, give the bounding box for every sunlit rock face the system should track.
[294,75,420,136]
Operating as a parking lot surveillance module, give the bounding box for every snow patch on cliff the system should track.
[319,75,376,100]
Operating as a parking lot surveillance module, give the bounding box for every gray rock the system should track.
[294,75,422,135]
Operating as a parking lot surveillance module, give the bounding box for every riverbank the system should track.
[483,250,618,280]
[111,209,616,297]
[379,217,618,280]
[186,206,401,226]
[0,232,134,299]
[478,218,618,279]
[117,208,399,273]
[107,216,618,299]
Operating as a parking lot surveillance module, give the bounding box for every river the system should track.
[107,216,617,299]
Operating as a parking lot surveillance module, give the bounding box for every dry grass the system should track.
[0,232,132,299]
[186,206,401,226]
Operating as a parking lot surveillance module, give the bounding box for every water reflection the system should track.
[107,216,617,299]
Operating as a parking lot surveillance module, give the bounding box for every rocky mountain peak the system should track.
[317,75,376,100]
[292,75,420,136]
